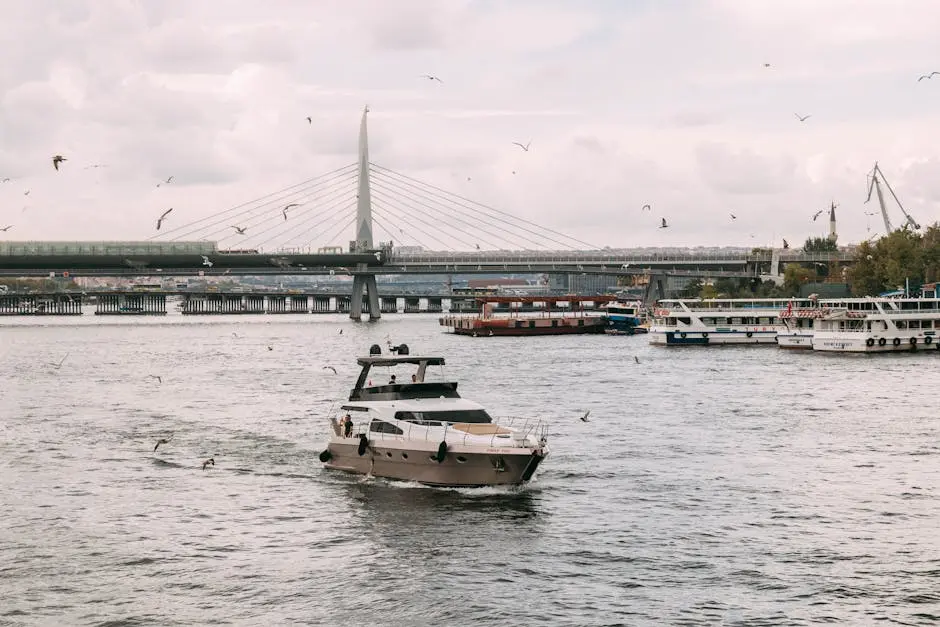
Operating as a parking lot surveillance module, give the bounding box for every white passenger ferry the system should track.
[649,298,816,346]
[811,298,940,353]
[776,299,843,349]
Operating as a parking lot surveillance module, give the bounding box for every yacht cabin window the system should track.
[394,409,493,424]
[370,420,404,435]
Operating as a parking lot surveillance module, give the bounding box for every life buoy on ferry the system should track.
[878,338,886,347]
[892,337,901,347]
[926,336,933,345]
[357,434,369,456]
[865,338,875,347]
[435,441,448,463]
[702,332,708,338]
[909,337,917,346]
[679,332,687,339]
[746,331,753,338]
[319,449,332,462]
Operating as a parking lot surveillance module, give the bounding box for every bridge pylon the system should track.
[349,105,381,321]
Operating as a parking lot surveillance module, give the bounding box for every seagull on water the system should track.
[231,225,247,235]
[147,374,162,384]
[323,366,337,374]
[154,434,173,452]
[52,155,67,171]
[155,208,173,230]
[918,71,940,81]
[512,141,531,152]
[202,457,215,471]
[50,352,69,369]
[201,255,213,267]
[580,410,591,422]
[634,356,640,364]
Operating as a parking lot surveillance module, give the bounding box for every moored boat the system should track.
[600,300,649,335]
[649,298,816,346]
[319,345,549,487]
[811,297,940,353]
[440,295,612,336]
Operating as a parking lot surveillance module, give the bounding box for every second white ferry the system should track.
[811,297,940,352]
[649,298,816,346]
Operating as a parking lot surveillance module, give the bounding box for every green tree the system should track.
[803,236,838,253]
[783,264,814,294]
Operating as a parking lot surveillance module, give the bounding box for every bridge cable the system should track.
[281,194,359,248]
[370,211,432,251]
[184,167,358,246]
[372,203,463,251]
[236,177,360,250]
[149,162,357,243]
[370,166,576,251]
[369,175,526,251]
[371,197,480,251]
[370,163,597,250]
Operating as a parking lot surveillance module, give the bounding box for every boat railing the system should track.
[333,413,547,448]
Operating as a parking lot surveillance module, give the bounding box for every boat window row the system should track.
[394,409,493,424]
[820,319,940,331]
[656,316,778,326]
[370,420,404,435]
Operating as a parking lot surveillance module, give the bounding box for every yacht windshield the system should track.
[395,409,493,424]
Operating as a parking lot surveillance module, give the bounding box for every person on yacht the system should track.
[389,374,397,385]
[342,414,353,437]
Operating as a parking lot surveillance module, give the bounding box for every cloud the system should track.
[0,0,939,248]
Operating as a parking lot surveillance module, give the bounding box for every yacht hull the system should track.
[322,440,546,487]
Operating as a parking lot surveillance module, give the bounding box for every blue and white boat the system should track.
[600,300,648,335]
[649,298,816,346]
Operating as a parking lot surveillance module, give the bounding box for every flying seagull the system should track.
[512,141,531,152]
[231,226,247,235]
[155,208,173,230]
[306,116,312,124]
[580,410,591,422]
[917,71,940,81]
[641,204,651,212]
[84,164,108,169]
[812,209,824,221]
[50,352,69,369]
[23,190,29,196]
[0,225,12,232]
[794,113,811,122]
[282,203,300,220]
[52,155,67,171]
[659,218,669,229]
[156,176,174,187]
[153,434,173,452]
[323,366,337,374]
[421,74,442,82]
[201,255,213,267]
[783,238,790,249]
[730,213,737,220]
[202,457,215,471]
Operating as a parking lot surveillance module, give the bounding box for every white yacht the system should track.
[811,297,940,352]
[319,345,549,487]
[649,298,816,346]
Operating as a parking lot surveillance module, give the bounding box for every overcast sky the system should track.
[1,0,939,250]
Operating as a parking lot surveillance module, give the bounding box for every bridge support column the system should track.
[349,271,381,321]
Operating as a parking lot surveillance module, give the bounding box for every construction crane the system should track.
[865,162,920,234]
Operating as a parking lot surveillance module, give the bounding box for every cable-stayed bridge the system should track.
[0,107,856,319]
